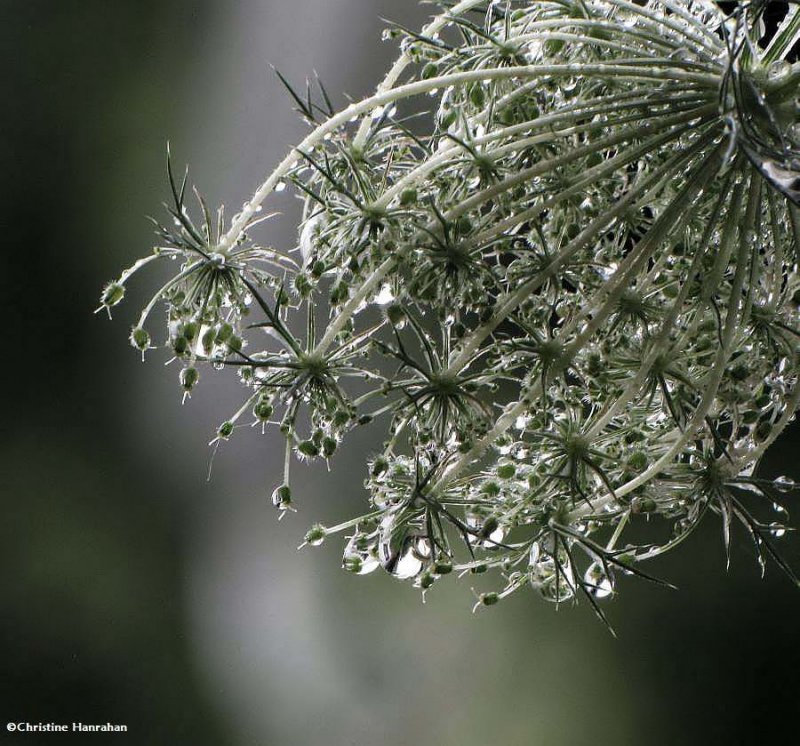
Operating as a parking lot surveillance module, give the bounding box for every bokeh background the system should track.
[3,2,800,744]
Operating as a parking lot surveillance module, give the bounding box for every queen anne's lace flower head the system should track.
[101,0,800,624]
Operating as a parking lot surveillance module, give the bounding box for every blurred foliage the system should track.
[0,1,229,743]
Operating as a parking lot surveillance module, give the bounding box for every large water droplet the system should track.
[774,475,797,493]
[529,543,575,603]
[378,524,428,580]
[583,562,614,599]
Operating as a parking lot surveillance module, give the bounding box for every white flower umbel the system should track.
[101,0,800,625]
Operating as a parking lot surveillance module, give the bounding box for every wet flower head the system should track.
[101,0,800,624]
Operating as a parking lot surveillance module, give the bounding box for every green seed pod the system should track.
[272,484,292,510]
[434,561,453,575]
[294,273,313,296]
[632,497,657,514]
[172,335,189,356]
[421,62,438,80]
[478,516,500,540]
[180,366,199,391]
[627,451,648,471]
[216,322,234,343]
[400,188,418,206]
[480,592,499,606]
[456,216,473,235]
[304,524,327,546]
[742,410,759,425]
[343,555,363,574]
[297,440,320,458]
[227,335,243,353]
[182,321,199,341]
[496,463,516,480]
[419,571,436,589]
[469,83,486,109]
[130,327,150,351]
[253,397,274,422]
[332,409,351,428]
[754,420,772,441]
[217,421,234,439]
[201,327,216,354]
[322,436,337,458]
[371,456,389,477]
[439,109,457,130]
[101,282,125,308]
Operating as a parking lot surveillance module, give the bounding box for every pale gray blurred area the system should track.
[122,2,790,745]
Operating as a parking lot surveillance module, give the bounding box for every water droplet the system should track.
[342,533,379,575]
[774,475,796,493]
[529,543,575,603]
[583,562,614,599]
[773,501,788,517]
[379,540,423,580]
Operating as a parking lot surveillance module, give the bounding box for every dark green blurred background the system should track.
[2,2,799,744]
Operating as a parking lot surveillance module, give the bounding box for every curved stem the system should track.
[584,169,738,439]
[352,0,488,151]
[444,121,718,375]
[220,62,718,251]
[430,139,722,495]
[314,256,395,355]
[376,88,708,210]
[573,170,755,514]
[443,102,717,221]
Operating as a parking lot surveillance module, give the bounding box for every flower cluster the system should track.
[101,0,800,623]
